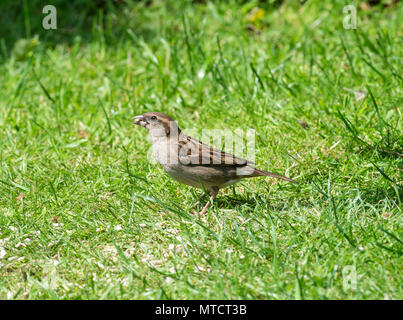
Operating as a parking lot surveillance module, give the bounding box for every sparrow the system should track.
[133,112,297,215]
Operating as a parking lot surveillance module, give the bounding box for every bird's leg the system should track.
[199,187,219,216]
[194,192,208,206]
[189,191,209,214]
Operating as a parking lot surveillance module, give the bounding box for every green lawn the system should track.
[0,0,402,299]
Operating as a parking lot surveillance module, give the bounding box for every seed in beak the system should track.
[133,115,147,126]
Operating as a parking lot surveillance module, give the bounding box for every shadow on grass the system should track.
[191,193,305,213]
[360,186,402,205]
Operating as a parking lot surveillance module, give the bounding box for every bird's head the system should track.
[133,112,180,138]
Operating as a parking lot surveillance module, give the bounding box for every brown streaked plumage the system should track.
[133,112,297,215]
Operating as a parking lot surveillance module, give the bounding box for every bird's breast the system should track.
[151,137,174,165]
[161,163,204,188]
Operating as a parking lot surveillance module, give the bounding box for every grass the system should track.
[0,0,402,299]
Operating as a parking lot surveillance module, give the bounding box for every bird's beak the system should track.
[133,115,147,127]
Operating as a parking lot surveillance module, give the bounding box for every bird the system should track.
[133,112,297,215]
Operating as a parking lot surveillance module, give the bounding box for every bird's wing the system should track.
[177,135,249,167]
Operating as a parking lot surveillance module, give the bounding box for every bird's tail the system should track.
[253,168,298,184]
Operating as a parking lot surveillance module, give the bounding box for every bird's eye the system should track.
[151,116,157,120]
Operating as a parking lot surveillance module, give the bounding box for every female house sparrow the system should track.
[134,112,297,215]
